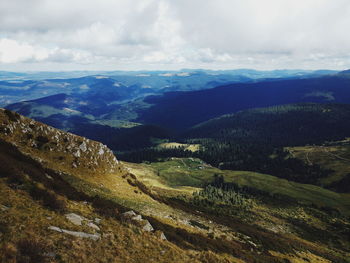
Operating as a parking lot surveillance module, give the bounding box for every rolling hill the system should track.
[138,74,350,130]
[184,103,350,146]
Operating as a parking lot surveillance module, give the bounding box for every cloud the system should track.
[0,0,349,70]
[0,39,46,63]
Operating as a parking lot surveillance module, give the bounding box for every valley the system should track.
[1,70,350,262]
[2,0,350,261]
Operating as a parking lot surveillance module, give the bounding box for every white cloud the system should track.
[0,0,349,70]
[0,38,47,63]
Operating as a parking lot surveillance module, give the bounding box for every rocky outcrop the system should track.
[0,108,119,176]
[121,210,159,234]
[65,213,100,231]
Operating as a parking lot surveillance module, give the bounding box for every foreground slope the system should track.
[0,109,238,262]
[0,109,349,262]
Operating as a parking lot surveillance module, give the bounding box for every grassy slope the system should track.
[0,110,244,263]
[126,158,350,215]
[224,171,350,214]
[0,173,202,263]
[1,109,349,262]
[125,158,350,262]
[287,139,350,186]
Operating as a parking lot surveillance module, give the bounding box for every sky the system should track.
[0,0,350,71]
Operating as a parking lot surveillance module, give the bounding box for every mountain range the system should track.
[1,69,350,262]
[0,108,349,262]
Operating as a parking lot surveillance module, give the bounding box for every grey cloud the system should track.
[0,0,349,70]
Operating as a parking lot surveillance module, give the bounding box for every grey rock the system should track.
[94,218,101,224]
[48,226,100,241]
[79,141,87,152]
[48,226,63,232]
[87,222,100,231]
[73,150,81,158]
[65,213,86,226]
[98,148,104,155]
[160,232,167,240]
[142,220,154,232]
[131,215,143,221]
[63,230,100,241]
[45,173,53,180]
[122,210,136,218]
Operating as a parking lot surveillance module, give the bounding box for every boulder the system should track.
[65,213,86,226]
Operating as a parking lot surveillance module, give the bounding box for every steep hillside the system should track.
[0,137,207,263]
[0,109,245,262]
[1,109,349,262]
[0,108,118,176]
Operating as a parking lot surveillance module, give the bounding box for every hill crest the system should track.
[0,108,119,176]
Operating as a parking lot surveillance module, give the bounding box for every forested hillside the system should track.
[121,103,350,187]
[138,75,350,130]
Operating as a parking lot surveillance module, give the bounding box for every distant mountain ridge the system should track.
[138,74,350,130]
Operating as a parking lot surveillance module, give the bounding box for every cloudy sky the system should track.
[0,0,349,71]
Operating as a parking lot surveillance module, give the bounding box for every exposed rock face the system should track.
[0,108,119,176]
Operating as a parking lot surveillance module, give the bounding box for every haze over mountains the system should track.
[4,69,350,142]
